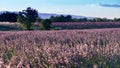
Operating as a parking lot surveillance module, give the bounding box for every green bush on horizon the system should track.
[40,19,52,30]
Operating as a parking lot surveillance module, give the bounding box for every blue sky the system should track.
[0,0,120,19]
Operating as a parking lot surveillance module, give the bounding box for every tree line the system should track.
[50,16,120,22]
[0,10,120,23]
[0,12,17,22]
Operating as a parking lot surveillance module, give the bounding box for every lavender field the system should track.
[0,28,120,68]
[52,22,120,29]
[1,22,120,31]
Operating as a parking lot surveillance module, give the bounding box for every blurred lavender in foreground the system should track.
[0,28,120,68]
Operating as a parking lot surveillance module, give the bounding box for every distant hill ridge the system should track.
[0,11,94,19]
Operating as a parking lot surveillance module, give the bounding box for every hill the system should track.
[0,11,94,19]
[38,13,93,19]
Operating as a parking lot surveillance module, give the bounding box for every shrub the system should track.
[41,19,52,30]
[53,27,62,30]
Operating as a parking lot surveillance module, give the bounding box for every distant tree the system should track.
[102,18,108,22]
[36,17,42,22]
[82,18,88,22]
[17,7,38,30]
[58,15,65,22]
[41,19,52,30]
[77,18,83,22]
[77,18,88,22]
[0,12,17,22]
[94,18,102,22]
[66,15,72,22]
[50,16,55,22]
[113,18,120,22]
[50,15,73,22]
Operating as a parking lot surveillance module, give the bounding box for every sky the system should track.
[0,0,120,19]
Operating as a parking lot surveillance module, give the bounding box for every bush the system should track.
[41,19,52,30]
[53,27,62,30]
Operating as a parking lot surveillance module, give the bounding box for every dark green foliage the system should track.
[50,15,72,22]
[7,52,12,60]
[41,19,52,30]
[50,15,120,22]
[0,12,17,22]
[113,18,120,22]
[36,17,42,22]
[17,7,38,30]
[53,27,62,30]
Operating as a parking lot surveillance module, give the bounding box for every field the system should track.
[52,22,120,29]
[0,22,120,30]
[0,22,21,31]
[0,28,120,68]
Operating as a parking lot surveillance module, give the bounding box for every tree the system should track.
[17,7,38,30]
[66,15,72,22]
[0,12,17,22]
[113,18,120,22]
[41,19,52,30]
[50,15,73,22]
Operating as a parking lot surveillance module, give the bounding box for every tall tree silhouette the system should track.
[17,7,38,30]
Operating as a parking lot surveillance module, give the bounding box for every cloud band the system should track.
[99,4,120,8]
